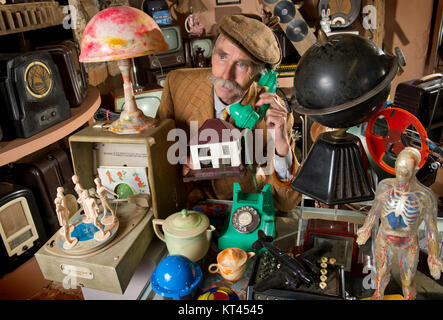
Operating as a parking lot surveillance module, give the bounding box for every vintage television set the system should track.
[0,182,47,276]
[145,25,186,70]
[187,37,214,67]
[113,86,163,119]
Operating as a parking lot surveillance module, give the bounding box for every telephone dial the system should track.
[218,182,275,252]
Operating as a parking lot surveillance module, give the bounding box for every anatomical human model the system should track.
[357,147,443,299]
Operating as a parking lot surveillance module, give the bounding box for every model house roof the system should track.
[189,119,240,145]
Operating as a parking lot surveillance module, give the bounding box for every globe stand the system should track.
[290,32,404,206]
[291,129,375,205]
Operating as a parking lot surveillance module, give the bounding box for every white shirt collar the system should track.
[213,87,243,116]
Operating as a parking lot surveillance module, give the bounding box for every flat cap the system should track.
[218,14,282,70]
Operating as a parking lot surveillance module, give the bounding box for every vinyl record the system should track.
[286,19,308,42]
[273,1,296,24]
[263,0,278,3]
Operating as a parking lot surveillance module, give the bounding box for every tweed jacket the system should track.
[157,67,302,211]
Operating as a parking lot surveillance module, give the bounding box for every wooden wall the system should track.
[129,0,438,96]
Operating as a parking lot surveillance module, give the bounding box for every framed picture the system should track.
[216,0,241,5]
[97,166,150,199]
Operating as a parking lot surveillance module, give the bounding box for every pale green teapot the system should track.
[152,209,215,262]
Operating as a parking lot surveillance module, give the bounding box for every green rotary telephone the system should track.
[218,182,275,252]
[230,69,278,130]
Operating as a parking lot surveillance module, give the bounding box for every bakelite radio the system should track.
[37,40,88,108]
[0,182,47,276]
[0,51,71,139]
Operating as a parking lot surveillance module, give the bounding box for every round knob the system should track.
[51,111,56,117]
[22,245,28,251]
[41,115,46,121]
[181,209,189,217]
[177,56,184,63]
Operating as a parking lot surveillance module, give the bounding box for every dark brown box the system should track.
[11,148,77,235]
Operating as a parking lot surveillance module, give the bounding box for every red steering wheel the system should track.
[366,107,429,175]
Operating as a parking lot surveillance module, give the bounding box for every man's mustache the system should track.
[208,74,244,96]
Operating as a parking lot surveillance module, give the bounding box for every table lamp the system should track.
[79,6,169,134]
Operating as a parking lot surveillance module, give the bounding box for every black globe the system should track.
[294,34,399,128]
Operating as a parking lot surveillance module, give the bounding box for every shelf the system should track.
[0,86,101,167]
[0,1,63,36]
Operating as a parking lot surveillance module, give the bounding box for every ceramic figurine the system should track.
[185,7,204,36]
[94,177,119,226]
[320,8,331,34]
[357,147,443,300]
[78,189,94,224]
[72,174,90,223]
[55,187,74,236]
[54,188,78,249]
[72,174,85,197]
[79,189,111,242]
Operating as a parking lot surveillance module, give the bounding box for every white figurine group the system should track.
[54,175,119,250]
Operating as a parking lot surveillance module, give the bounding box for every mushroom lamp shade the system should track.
[79,6,169,134]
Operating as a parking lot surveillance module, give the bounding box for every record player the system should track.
[0,51,71,139]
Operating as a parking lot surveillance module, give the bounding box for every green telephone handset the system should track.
[230,69,278,130]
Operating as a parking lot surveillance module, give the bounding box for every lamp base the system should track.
[108,110,157,134]
[291,131,375,205]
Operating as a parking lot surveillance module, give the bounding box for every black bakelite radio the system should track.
[0,51,71,139]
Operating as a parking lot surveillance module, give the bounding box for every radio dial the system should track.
[41,115,47,121]
[51,111,56,117]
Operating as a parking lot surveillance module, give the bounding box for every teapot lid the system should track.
[163,209,210,238]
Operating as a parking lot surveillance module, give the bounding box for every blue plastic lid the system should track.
[150,255,203,300]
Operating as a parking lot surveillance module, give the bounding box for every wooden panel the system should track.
[362,0,385,48]
[425,0,443,74]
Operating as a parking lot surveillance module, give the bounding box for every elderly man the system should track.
[357,147,443,300]
[157,14,301,211]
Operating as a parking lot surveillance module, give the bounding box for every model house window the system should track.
[222,144,230,156]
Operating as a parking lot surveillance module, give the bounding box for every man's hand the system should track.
[256,92,290,157]
[427,254,443,280]
[182,155,194,176]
